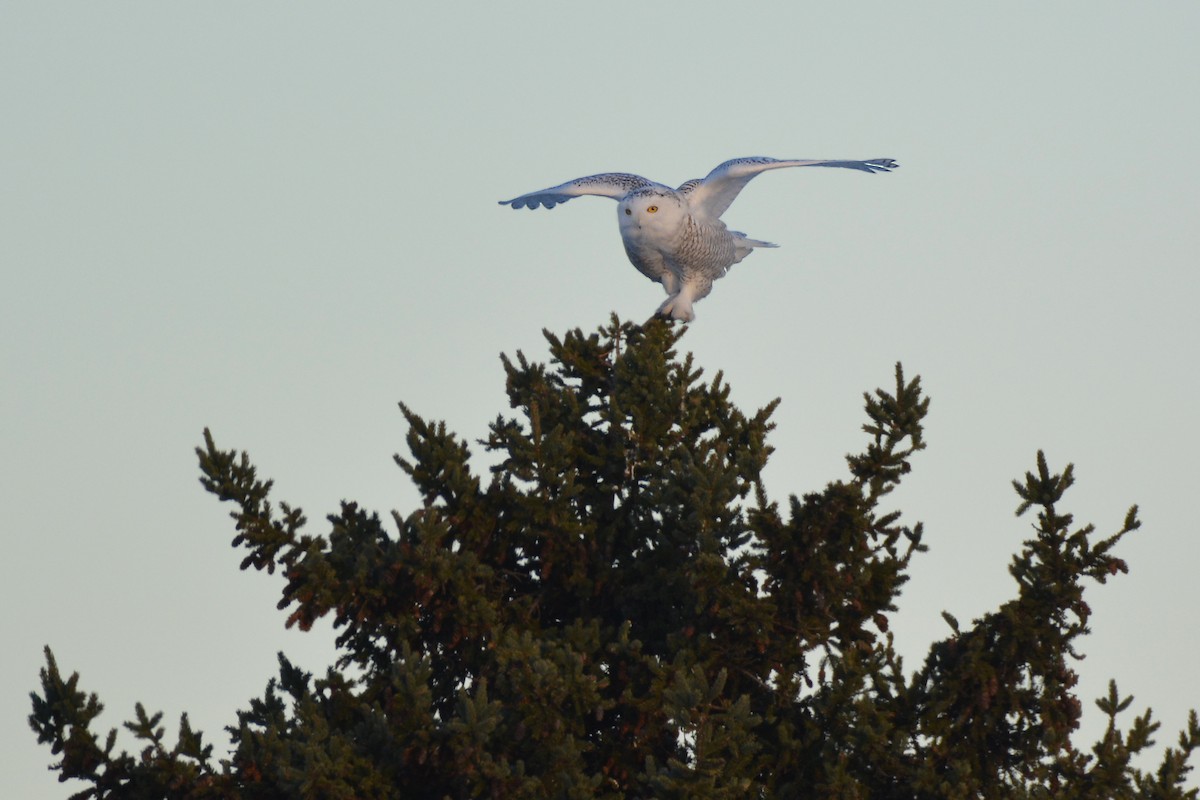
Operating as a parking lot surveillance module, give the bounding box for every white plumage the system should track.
[499,157,897,321]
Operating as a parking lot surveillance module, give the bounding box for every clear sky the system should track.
[3,3,1198,796]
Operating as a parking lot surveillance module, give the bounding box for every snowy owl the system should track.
[499,156,898,321]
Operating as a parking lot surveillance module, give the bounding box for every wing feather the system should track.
[499,173,660,210]
[687,157,898,219]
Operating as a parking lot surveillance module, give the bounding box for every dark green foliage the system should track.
[30,317,1197,798]
[29,648,224,799]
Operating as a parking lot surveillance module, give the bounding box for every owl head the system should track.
[618,189,685,237]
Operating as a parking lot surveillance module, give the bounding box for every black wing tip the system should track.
[498,194,570,210]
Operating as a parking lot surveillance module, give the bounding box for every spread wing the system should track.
[498,172,660,210]
[686,157,898,219]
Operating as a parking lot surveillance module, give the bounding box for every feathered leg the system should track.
[656,278,712,322]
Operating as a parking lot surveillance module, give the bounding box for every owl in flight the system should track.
[499,156,897,321]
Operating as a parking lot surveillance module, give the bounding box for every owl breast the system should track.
[621,214,737,284]
[674,217,736,280]
[622,233,671,283]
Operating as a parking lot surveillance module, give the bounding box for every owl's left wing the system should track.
[499,173,658,210]
[687,157,897,219]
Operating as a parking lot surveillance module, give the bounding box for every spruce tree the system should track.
[30,317,1199,799]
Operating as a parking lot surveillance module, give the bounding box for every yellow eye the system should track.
[624,208,632,216]
[647,205,658,213]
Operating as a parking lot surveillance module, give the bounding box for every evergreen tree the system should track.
[30,317,1198,799]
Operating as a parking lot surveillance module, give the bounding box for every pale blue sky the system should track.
[3,3,1198,796]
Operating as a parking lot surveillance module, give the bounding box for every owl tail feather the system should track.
[731,231,778,265]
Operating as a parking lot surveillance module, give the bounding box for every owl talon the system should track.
[656,295,695,322]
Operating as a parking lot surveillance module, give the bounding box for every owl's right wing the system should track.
[688,157,898,219]
[499,173,659,210]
